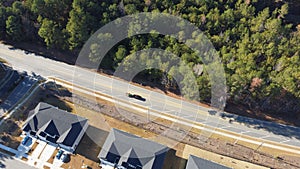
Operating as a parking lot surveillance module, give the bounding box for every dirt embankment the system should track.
[41,83,300,169]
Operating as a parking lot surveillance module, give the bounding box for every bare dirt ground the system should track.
[0,84,42,150]
[39,82,300,169]
[0,119,22,149]
[0,58,7,64]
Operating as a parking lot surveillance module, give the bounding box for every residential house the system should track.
[22,102,88,153]
[98,128,169,169]
[186,155,231,169]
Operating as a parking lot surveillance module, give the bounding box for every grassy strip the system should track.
[0,58,7,63]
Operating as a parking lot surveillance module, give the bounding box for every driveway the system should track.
[52,157,64,169]
[39,144,56,162]
[28,140,46,166]
[17,136,36,158]
[32,142,57,168]
[31,140,46,159]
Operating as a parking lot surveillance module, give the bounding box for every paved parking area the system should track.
[0,76,38,115]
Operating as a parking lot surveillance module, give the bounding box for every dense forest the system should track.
[0,0,300,116]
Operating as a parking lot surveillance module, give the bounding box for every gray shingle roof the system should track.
[186,155,231,169]
[98,128,169,169]
[23,102,88,147]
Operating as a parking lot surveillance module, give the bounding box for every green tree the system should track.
[6,15,23,41]
[31,0,45,15]
[274,54,300,97]
[12,1,24,15]
[115,45,127,63]
[124,4,138,14]
[89,33,113,63]
[38,18,67,48]
[66,7,90,50]
[0,7,7,37]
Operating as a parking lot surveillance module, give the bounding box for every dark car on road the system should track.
[126,93,146,101]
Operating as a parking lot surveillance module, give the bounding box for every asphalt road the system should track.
[0,70,20,97]
[0,76,38,115]
[1,44,300,151]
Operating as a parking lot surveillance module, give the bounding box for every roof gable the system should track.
[186,155,231,169]
[99,128,169,169]
[23,102,88,148]
[61,121,85,146]
[42,120,59,137]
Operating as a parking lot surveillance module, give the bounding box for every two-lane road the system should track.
[1,43,300,154]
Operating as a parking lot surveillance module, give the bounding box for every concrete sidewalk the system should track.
[0,143,18,155]
[0,141,63,169]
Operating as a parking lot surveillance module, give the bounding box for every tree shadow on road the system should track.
[219,110,300,140]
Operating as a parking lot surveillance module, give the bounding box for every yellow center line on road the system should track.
[55,75,209,118]
[1,48,210,118]
[92,78,210,117]
[49,77,300,156]
[47,66,74,78]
